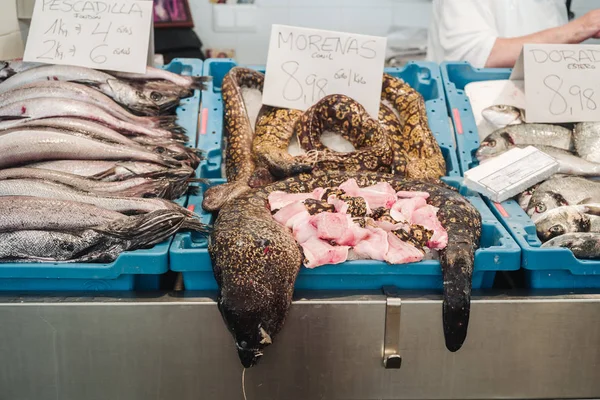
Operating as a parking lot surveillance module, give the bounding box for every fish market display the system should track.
[210,171,481,367]
[0,61,209,263]
[202,66,464,367]
[476,101,600,260]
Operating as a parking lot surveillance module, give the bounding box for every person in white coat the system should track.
[427,0,600,68]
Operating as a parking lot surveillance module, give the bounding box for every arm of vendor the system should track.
[427,0,600,68]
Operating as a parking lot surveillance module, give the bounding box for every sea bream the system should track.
[527,176,600,220]
[481,105,525,128]
[541,232,600,259]
[476,124,573,160]
[574,122,600,164]
[534,204,600,242]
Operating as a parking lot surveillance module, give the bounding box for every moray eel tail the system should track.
[440,239,475,352]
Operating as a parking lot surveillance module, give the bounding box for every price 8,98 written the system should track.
[543,74,598,116]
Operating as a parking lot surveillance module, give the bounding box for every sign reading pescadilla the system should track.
[24,0,153,73]
[262,25,387,119]
[511,43,600,123]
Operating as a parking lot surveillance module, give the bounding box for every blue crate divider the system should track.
[0,58,202,292]
[170,177,520,291]
[197,58,460,178]
[441,61,600,289]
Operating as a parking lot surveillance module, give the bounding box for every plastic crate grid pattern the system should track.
[441,61,600,289]
[0,58,203,291]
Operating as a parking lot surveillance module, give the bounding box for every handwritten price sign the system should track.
[511,44,600,123]
[24,0,153,73]
[262,25,387,118]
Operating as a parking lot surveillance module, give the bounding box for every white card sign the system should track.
[510,43,600,123]
[262,25,387,118]
[23,0,153,73]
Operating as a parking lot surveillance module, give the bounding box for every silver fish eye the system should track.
[150,91,163,101]
[535,203,546,213]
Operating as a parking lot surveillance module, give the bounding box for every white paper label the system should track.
[511,43,600,123]
[23,0,153,73]
[262,24,387,119]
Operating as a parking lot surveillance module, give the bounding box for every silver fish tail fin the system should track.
[189,76,212,91]
[96,210,185,247]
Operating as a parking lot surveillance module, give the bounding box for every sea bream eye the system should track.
[150,91,163,101]
[535,203,547,213]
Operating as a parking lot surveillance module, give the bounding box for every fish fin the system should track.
[578,198,593,205]
[187,186,200,196]
[70,79,102,88]
[187,177,209,184]
[583,204,600,216]
[181,217,211,233]
[189,76,212,91]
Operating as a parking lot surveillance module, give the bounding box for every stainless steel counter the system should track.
[1,290,599,400]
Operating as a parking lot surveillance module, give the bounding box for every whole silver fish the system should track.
[527,176,600,220]
[531,145,600,177]
[534,204,600,242]
[0,82,179,130]
[0,130,179,169]
[574,122,600,163]
[476,124,573,160]
[27,160,191,180]
[0,168,173,198]
[0,98,183,141]
[0,210,204,262]
[0,64,180,115]
[0,179,189,215]
[106,66,210,90]
[0,117,142,147]
[0,196,124,232]
[541,232,600,259]
[482,105,524,128]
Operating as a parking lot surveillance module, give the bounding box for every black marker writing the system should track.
[89,44,108,64]
[543,74,597,116]
[281,61,303,101]
[91,21,112,42]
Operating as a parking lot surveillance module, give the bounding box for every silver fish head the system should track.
[482,105,523,128]
[535,207,590,242]
[527,191,570,219]
[476,129,514,160]
[517,184,539,210]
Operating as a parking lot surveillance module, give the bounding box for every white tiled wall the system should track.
[190,0,599,64]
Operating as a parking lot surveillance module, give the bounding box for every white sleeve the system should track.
[432,0,498,68]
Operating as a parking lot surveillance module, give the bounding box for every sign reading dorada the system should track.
[262,24,387,119]
[24,0,153,73]
[511,43,600,123]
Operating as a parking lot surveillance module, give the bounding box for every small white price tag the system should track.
[511,43,600,123]
[23,0,153,73]
[464,146,560,203]
[262,24,387,119]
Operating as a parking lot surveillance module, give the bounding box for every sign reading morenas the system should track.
[262,25,387,118]
[24,0,153,73]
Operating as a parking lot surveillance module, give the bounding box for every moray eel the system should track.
[202,67,264,211]
[249,105,309,186]
[381,74,446,180]
[210,171,482,367]
[292,94,393,173]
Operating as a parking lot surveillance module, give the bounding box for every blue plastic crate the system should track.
[441,61,600,289]
[197,58,460,179]
[0,58,202,291]
[170,177,520,290]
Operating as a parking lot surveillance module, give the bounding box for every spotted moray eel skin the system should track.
[202,67,264,211]
[249,105,309,186]
[290,94,394,173]
[381,74,446,180]
[210,171,481,368]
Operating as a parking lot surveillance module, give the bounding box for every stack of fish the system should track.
[0,61,210,262]
[476,105,600,258]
